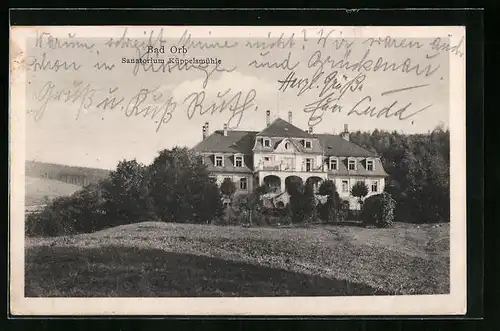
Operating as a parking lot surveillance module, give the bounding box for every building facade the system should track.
[193,111,389,210]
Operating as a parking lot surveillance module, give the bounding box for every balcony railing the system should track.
[259,163,327,173]
[262,165,280,171]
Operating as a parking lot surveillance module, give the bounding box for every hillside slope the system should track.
[25,176,82,206]
[26,160,111,186]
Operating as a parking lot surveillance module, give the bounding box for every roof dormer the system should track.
[262,137,271,148]
[366,158,375,171]
[328,156,339,170]
[234,154,244,167]
[347,157,357,171]
[302,139,312,149]
[214,153,224,167]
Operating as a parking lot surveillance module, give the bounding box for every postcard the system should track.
[10,25,466,315]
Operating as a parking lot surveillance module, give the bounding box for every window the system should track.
[371,180,378,193]
[348,159,356,170]
[342,180,349,192]
[285,142,290,149]
[215,155,224,167]
[263,138,271,147]
[366,159,374,171]
[329,158,338,170]
[305,158,313,172]
[304,140,312,149]
[235,155,244,167]
[264,156,270,161]
[240,178,247,190]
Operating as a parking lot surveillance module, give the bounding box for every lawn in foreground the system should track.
[25,246,387,297]
[25,221,450,297]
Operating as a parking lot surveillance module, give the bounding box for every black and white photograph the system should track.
[9,25,466,315]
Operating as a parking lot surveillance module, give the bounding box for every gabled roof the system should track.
[315,134,378,157]
[192,119,378,158]
[332,158,388,177]
[193,130,257,154]
[257,118,312,138]
[253,135,323,154]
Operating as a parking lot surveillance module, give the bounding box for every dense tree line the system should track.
[26,148,224,236]
[349,125,450,223]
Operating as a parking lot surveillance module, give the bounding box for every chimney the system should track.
[266,110,271,127]
[308,126,313,134]
[223,123,228,136]
[288,111,292,123]
[341,124,350,141]
[202,124,208,140]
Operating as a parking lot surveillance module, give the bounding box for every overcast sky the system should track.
[18,27,454,169]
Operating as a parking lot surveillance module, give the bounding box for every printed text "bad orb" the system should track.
[147,45,187,54]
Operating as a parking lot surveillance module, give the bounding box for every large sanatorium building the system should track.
[193,111,388,209]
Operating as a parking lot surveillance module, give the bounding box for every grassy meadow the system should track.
[25,176,82,206]
[25,221,449,297]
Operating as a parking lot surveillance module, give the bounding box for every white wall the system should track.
[328,175,386,209]
[210,173,254,193]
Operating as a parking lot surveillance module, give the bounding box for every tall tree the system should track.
[148,147,223,223]
[286,178,305,224]
[303,181,317,222]
[102,159,156,224]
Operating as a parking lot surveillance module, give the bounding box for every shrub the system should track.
[318,180,337,196]
[336,209,347,223]
[212,208,241,226]
[351,181,369,208]
[289,192,304,224]
[231,192,262,226]
[250,209,269,227]
[285,177,303,196]
[302,182,317,223]
[254,184,271,196]
[276,215,292,226]
[360,192,396,228]
[286,179,319,224]
[25,183,107,237]
[220,178,237,198]
[318,191,343,224]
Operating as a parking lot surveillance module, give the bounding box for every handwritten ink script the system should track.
[21,27,461,131]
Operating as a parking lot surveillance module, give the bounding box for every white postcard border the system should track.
[9,25,467,316]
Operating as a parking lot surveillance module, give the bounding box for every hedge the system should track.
[360,192,396,228]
